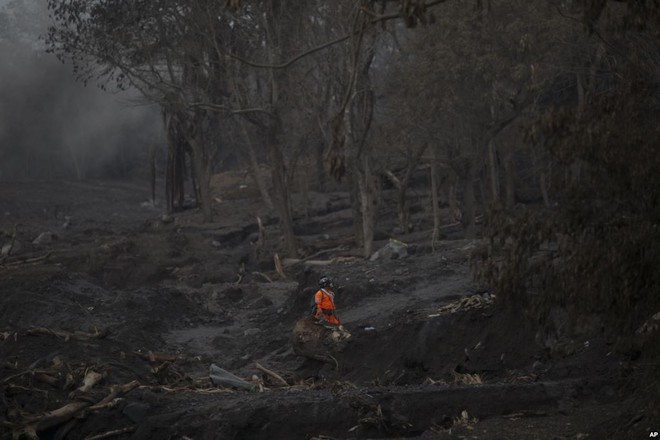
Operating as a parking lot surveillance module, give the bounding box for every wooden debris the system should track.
[27,326,106,341]
[89,380,140,411]
[452,372,483,385]
[636,310,660,336]
[282,256,359,267]
[2,368,61,385]
[134,350,179,363]
[34,372,60,387]
[0,331,18,342]
[76,370,106,393]
[10,379,140,439]
[274,253,286,280]
[1,252,52,267]
[84,426,136,440]
[428,295,494,317]
[141,385,234,394]
[256,216,266,244]
[151,361,171,375]
[252,271,274,283]
[255,362,289,387]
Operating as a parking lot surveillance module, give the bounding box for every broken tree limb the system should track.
[255,363,289,387]
[2,368,59,385]
[27,326,106,341]
[1,251,52,267]
[32,401,91,432]
[84,426,136,440]
[14,379,140,439]
[89,380,140,411]
[274,253,286,280]
[252,271,274,283]
[33,372,59,387]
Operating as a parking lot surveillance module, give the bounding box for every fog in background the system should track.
[0,0,164,181]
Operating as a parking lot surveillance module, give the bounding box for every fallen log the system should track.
[1,252,51,267]
[12,380,140,439]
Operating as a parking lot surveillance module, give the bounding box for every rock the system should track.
[1,240,21,256]
[122,402,151,423]
[161,214,173,224]
[1,243,10,256]
[532,360,545,372]
[61,216,71,229]
[369,239,408,261]
[32,232,54,245]
[243,328,260,336]
[209,364,254,390]
[211,240,222,248]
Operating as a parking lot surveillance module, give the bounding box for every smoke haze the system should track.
[0,0,163,181]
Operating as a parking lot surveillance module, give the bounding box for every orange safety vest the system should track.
[314,288,339,325]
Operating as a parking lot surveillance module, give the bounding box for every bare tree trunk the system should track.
[149,142,157,204]
[448,182,461,223]
[359,155,375,258]
[188,138,213,222]
[462,160,477,239]
[396,143,428,234]
[165,140,175,214]
[487,139,499,202]
[175,149,185,210]
[67,144,82,180]
[540,161,551,207]
[503,143,515,211]
[240,119,274,210]
[348,165,364,247]
[270,141,297,257]
[430,147,442,250]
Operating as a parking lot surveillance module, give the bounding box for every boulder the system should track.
[369,238,408,261]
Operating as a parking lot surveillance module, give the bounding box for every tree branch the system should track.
[228,0,450,70]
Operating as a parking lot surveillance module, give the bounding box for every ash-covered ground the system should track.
[0,179,648,439]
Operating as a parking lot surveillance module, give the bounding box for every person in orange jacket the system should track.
[313,276,340,326]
